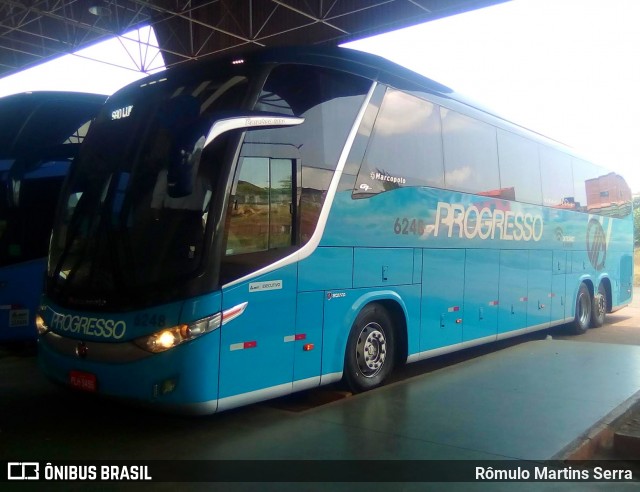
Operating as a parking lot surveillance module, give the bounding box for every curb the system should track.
[552,389,640,461]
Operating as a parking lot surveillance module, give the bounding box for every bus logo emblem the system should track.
[327,292,346,300]
[75,342,89,359]
[586,219,607,271]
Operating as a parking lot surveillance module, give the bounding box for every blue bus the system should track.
[36,47,633,413]
[0,91,104,342]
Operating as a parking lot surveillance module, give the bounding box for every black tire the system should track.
[570,283,592,335]
[343,303,396,393]
[590,282,607,328]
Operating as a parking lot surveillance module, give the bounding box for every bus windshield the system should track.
[0,93,102,268]
[48,68,254,308]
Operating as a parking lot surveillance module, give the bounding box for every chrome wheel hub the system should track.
[595,293,605,313]
[578,292,590,326]
[355,322,387,378]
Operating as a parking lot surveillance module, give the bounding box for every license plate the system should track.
[69,371,97,392]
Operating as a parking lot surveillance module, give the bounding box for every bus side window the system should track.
[441,108,500,196]
[354,88,444,196]
[223,157,295,275]
[540,146,574,209]
[497,129,542,205]
[571,159,632,217]
[219,64,370,285]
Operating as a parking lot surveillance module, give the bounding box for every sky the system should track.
[0,0,638,192]
[0,25,164,98]
[343,0,640,193]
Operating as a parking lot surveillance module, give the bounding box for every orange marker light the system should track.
[303,343,314,352]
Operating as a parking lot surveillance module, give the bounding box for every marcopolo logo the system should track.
[586,218,607,271]
[370,171,406,185]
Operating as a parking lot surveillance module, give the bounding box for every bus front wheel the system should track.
[344,303,396,393]
[591,282,608,328]
[571,283,592,335]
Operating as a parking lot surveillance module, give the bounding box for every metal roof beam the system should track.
[271,0,348,35]
[128,0,265,47]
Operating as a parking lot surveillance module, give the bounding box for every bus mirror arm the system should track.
[166,113,304,198]
[203,113,305,148]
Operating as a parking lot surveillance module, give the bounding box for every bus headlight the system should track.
[35,314,49,335]
[134,313,221,353]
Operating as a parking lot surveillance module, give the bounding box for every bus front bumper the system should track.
[37,329,221,414]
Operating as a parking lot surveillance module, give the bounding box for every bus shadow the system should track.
[267,327,559,413]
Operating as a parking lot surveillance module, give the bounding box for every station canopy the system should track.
[0,0,507,79]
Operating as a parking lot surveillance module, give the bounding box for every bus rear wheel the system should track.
[344,303,396,393]
[591,282,608,328]
[570,283,592,335]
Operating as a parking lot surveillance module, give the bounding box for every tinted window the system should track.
[579,167,633,217]
[220,64,370,283]
[47,67,253,305]
[539,146,574,209]
[254,65,370,170]
[572,158,602,212]
[226,157,294,256]
[63,119,92,144]
[0,102,99,267]
[442,108,500,195]
[342,84,385,177]
[251,65,370,244]
[497,129,542,204]
[354,88,443,196]
[11,100,98,156]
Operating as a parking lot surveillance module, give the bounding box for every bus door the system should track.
[218,145,300,402]
[219,264,297,402]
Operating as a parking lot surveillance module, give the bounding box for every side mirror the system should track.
[166,113,304,199]
[166,137,205,199]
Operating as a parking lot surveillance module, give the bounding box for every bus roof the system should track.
[0,90,105,106]
[0,91,105,157]
[112,46,581,160]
